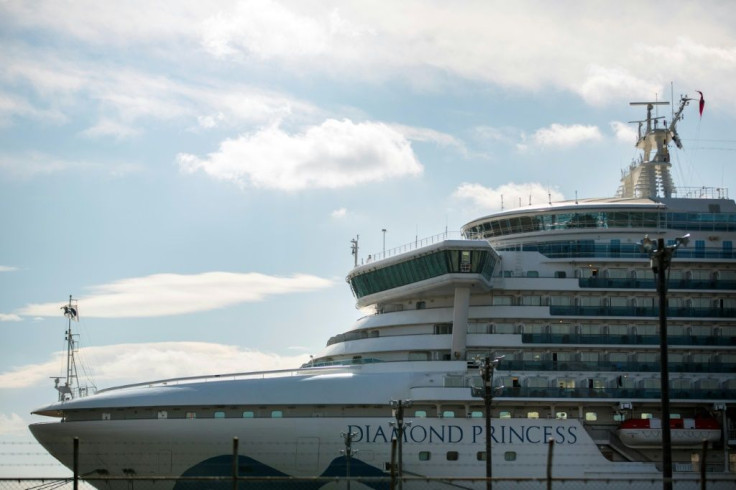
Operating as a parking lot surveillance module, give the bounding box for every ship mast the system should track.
[54,295,84,401]
[617,96,694,199]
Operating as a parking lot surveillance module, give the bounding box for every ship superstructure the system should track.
[29,97,736,489]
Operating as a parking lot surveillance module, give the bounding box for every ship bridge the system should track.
[346,240,499,361]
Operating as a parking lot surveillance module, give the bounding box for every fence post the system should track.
[390,437,397,490]
[546,438,555,490]
[700,439,708,490]
[73,437,79,490]
[232,437,239,490]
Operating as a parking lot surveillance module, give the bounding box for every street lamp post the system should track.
[474,356,503,490]
[389,399,411,490]
[641,234,689,490]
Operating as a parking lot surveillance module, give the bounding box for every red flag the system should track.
[696,91,704,117]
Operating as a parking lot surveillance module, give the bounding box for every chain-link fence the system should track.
[3,476,736,490]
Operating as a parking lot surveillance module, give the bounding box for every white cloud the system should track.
[0,314,21,322]
[0,266,18,272]
[2,2,735,114]
[80,118,141,139]
[0,413,26,435]
[0,342,310,389]
[331,208,348,218]
[17,272,333,319]
[454,182,565,213]
[578,65,661,107]
[610,121,638,144]
[0,152,142,179]
[531,124,602,149]
[177,119,423,190]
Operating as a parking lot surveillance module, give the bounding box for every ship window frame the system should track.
[446,451,459,461]
[242,411,255,418]
[504,451,517,461]
[418,451,431,461]
[214,411,226,419]
[271,410,283,418]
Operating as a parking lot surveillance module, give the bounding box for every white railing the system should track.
[360,230,469,265]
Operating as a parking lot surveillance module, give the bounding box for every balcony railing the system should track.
[522,332,736,346]
[579,277,736,290]
[494,386,736,399]
[496,359,736,373]
[549,305,735,318]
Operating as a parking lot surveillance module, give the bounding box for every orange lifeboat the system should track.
[617,417,721,448]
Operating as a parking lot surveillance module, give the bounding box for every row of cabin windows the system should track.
[97,409,687,423]
[99,408,589,421]
[501,269,736,280]
[416,451,516,462]
[491,295,735,308]
[467,322,736,337]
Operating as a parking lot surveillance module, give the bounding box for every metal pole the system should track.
[73,437,79,490]
[546,438,555,490]
[232,437,239,490]
[390,437,397,490]
[700,439,708,490]
[655,238,673,490]
[397,402,403,490]
[483,358,492,490]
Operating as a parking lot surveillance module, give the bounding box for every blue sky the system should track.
[1,0,735,476]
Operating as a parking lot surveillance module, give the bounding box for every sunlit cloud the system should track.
[331,208,348,219]
[610,121,638,144]
[0,342,310,389]
[454,182,565,213]
[0,314,22,322]
[177,119,423,191]
[0,266,18,272]
[531,123,602,149]
[17,272,333,319]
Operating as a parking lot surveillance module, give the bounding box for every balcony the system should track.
[549,305,735,318]
[496,359,736,373]
[495,386,736,400]
[579,277,736,290]
[521,332,736,346]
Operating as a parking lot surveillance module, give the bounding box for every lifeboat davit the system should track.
[617,417,721,448]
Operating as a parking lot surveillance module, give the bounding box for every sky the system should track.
[1,0,735,477]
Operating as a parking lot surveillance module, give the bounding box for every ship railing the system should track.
[495,358,736,373]
[362,230,469,264]
[94,365,351,394]
[522,332,736,347]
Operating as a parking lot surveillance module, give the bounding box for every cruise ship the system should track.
[30,96,735,489]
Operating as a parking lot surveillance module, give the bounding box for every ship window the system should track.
[613,413,625,422]
[527,411,539,419]
[470,411,483,418]
[555,412,567,420]
[414,410,427,418]
[640,413,653,419]
[477,451,486,461]
[492,295,513,306]
[102,413,111,420]
[585,412,598,421]
[446,451,459,461]
[442,410,455,418]
[554,271,567,278]
[185,412,196,419]
[271,410,283,418]
[242,411,254,418]
[416,301,426,310]
[504,452,517,461]
[499,411,512,419]
[157,411,168,419]
[526,270,539,278]
[214,411,226,419]
[418,451,431,461]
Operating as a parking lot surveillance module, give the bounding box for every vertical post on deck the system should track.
[73,437,79,490]
[546,438,555,490]
[232,437,239,490]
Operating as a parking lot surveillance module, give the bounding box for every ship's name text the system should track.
[346,424,578,445]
